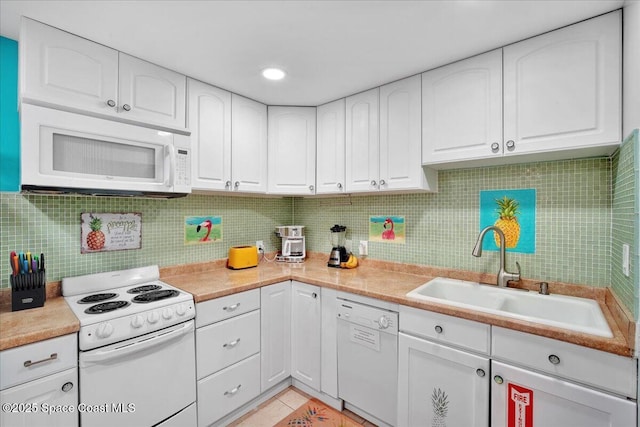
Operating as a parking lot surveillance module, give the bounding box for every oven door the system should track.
[78,320,196,427]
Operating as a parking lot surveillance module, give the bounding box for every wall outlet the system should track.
[256,240,265,253]
[359,240,368,256]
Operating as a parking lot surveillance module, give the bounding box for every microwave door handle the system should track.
[164,144,175,188]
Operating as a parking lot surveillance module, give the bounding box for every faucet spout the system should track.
[472,225,521,287]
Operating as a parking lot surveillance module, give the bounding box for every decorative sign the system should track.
[479,189,536,254]
[369,215,405,244]
[185,216,222,244]
[508,383,534,427]
[81,213,142,253]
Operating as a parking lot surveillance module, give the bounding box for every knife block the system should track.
[10,270,46,311]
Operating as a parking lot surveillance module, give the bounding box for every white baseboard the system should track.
[291,378,343,411]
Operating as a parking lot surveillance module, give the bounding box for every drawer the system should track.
[0,334,77,390]
[492,326,637,398]
[197,353,260,427]
[196,309,260,379]
[196,289,260,328]
[400,305,490,354]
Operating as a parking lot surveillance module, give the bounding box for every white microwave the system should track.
[21,104,191,197]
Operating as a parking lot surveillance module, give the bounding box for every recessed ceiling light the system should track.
[262,68,286,80]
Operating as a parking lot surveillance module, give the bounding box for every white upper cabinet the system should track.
[503,10,621,155]
[118,53,186,130]
[268,106,317,195]
[380,75,436,192]
[231,94,268,193]
[187,79,232,191]
[345,88,380,192]
[422,49,503,164]
[316,99,346,195]
[20,17,187,132]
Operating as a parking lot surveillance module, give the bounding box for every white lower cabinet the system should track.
[260,281,292,391]
[491,361,635,427]
[290,281,322,391]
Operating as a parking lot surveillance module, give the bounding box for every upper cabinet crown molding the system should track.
[19,17,187,133]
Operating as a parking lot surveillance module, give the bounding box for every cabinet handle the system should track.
[370,180,377,187]
[223,303,240,311]
[506,140,515,151]
[434,325,443,334]
[337,183,343,189]
[312,292,318,299]
[225,180,231,188]
[548,354,561,365]
[309,185,314,191]
[223,338,241,348]
[122,104,132,112]
[476,369,486,377]
[234,181,240,189]
[491,142,500,153]
[106,99,116,108]
[493,375,504,384]
[24,353,57,367]
[61,382,74,393]
[224,384,242,396]
[379,179,386,186]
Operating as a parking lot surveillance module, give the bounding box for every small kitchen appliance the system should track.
[328,224,349,267]
[275,225,306,263]
[227,245,259,269]
[62,265,196,427]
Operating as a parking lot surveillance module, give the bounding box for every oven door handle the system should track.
[81,321,194,365]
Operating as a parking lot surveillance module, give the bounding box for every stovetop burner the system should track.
[127,284,162,294]
[132,289,180,303]
[84,300,130,314]
[78,293,118,304]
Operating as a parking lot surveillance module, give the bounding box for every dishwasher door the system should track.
[337,299,398,426]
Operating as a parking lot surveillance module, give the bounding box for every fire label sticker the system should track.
[508,383,533,427]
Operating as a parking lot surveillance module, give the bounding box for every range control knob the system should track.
[176,304,187,316]
[131,315,145,328]
[147,311,160,324]
[96,322,114,338]
[162,307,174,320]
[377,315,390,329]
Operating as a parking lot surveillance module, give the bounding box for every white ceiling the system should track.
[0,0,626,106]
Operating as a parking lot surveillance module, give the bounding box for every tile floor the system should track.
[228,387,377,427]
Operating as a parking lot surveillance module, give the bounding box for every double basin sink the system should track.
[406,277,613,338]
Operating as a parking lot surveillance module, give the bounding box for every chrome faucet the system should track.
[472,226,521,287]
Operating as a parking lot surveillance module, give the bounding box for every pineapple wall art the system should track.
[81,213,142,253]
[479,189,536,254]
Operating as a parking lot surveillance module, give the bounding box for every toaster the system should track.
[227,246,259,269]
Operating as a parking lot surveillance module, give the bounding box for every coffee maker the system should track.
[328,224,349,267]
[275,226,306,263]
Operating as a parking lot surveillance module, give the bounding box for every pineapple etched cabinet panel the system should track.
[422,49,503,165]
[316,99,346,195]
[187,78,232,191]
[503,11,621,157]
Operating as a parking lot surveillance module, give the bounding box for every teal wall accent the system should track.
[0,36,20,192]
[611,130,639,319]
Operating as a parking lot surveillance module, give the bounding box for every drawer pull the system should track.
[223,303,240,311]
[24,353,57,367]
[548,354,561,365]
[61,382,74,393]
[493,375,504,385]
[434,325,443,334]
[224,384,242,396]
[223,338,241,348]
[476,368,486,377]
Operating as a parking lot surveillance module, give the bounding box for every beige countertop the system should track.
[0,255,635,357]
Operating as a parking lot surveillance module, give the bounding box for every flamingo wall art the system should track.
[369,216,405,244]
[185,216,222,244]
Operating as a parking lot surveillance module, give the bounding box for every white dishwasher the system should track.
[337,297,399,426]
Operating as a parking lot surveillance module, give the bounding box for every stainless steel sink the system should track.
[406,277,612,338]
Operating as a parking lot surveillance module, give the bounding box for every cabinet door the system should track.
[267,106,317,195]
[231,94,268,193]
[346,88,379,193]
[398,333,489,427]
[20,17,119,116]
[491,361,635,427]
[380,75,430,191]
[118,53,187,130]
[290,281,321,390]
[260,282,291,392]
[503,11,621,155]
[422,49,503,164]
[316,99,346,194]
[0,367,78,427]
[187,79,232,191]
